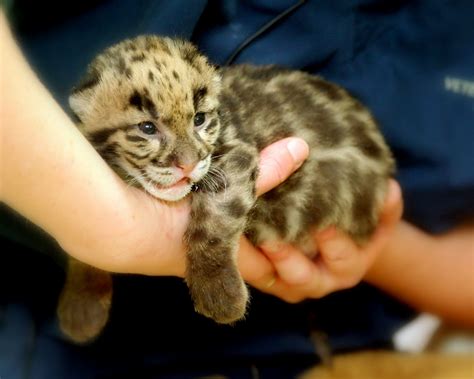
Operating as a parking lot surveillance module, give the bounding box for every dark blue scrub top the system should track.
[1,1,473,378]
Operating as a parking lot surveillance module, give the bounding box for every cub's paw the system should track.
[57,277,112,344]
[188,269,249,324]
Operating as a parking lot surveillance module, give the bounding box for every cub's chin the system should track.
[142,178,194,202]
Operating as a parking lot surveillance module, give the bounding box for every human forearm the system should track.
[0,13,184,273]
[365,221,474,327]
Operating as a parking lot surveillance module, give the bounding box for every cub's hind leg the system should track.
[57,258,112,343]
[306,152,390,245]
[248,150,390,255]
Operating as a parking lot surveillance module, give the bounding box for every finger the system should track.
[261,240,343,299]
[256,276,308,303]
[367,179,403,255]
[256,138,309,196]
[241,239,311,301]
[311,180,403,290]
[238,236,278,289]
[315,180,402,267]
[380,179,403,227]
[260,241,315,286]
[267,284,308,303]
[314,228,366,290]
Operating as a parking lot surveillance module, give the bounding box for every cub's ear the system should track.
[69,65,101,122]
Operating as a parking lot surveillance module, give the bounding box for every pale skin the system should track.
[1,13,473,328]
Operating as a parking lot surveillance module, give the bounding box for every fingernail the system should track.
[260,242,283,255]
[287,139,309,168]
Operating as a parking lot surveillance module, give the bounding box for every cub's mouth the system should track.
[153,177,190,190]
[133,155,211,202]
[140,177,195,202]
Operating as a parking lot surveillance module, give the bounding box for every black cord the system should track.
[224,0,308,66]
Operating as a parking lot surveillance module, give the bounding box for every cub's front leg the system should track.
[184,143,259,324]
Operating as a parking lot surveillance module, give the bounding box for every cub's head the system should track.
[69,36,221,201]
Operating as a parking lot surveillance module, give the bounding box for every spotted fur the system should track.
[57,36,395,343]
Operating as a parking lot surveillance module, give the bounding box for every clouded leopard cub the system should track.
[57,35,394,343]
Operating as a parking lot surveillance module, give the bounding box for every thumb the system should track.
[256,138,309,196]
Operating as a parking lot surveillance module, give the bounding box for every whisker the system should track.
[123,170,149,189]
[211,153,225,160]
[205,165,228,199]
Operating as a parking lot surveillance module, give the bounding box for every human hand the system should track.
[93,137,310,276]
[240,180,403,302]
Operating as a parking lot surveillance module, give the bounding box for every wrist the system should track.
[57,183,188,276]
[117,188,189,276]
[54,180,140,271]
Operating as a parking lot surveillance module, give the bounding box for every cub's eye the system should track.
[194,112,206,127]
[138,121,157,135]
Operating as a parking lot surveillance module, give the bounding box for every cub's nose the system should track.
[177,162,197,176]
